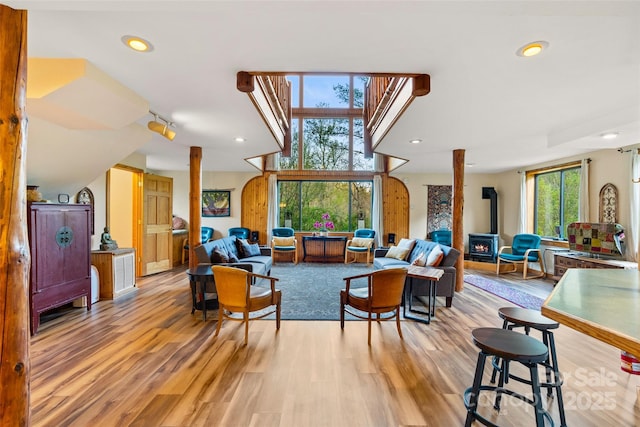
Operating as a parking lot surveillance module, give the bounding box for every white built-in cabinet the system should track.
[91,248,136,299]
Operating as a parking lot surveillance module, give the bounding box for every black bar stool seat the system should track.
[464,327,553,427]
[490,307,566,427]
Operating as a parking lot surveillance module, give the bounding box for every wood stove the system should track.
[468,233,499,262]
[468,187,499,262]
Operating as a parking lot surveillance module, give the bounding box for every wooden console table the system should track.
[302,235,347,262]
[553,251,637,281]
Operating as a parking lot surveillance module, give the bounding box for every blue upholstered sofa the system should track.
[374,239,460,307]
[194,235,272,278]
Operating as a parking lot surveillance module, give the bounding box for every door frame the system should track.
[107,164,144,276]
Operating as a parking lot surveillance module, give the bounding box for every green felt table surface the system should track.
[542,268,640,357]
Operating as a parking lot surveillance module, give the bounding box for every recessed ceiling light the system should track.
[409,139,422,144]
[121,35,153,52]
[234,137,246,143]
[517,41,549,57]
[600,132,619,140]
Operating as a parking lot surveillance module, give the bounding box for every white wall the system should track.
[84,174,107,251]
[390,171,500,251]
[496,146,637,240]
[110,144,638,257]
[392,144,639,256]
[160,170,260,240]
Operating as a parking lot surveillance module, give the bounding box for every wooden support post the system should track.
[189,147,203,270]
[453,149,465,292]
[0,4,30,425]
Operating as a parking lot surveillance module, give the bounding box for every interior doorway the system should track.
[107,165,143,276]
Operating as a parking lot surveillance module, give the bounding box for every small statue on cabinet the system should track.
[100,226,118,251]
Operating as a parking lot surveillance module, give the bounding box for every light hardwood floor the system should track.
[30,267,640,426]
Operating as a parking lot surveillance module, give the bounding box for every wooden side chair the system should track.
[340,267,407,345]
[271,227,297,264]
[344,228,375,265]
[211,265,281,345]
[496,233,545,279]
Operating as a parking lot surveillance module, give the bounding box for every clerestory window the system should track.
[279,75,373,172]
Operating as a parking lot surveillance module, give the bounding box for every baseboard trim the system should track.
[463,260,544,276]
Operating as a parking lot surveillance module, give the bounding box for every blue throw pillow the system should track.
[241,239,261,257]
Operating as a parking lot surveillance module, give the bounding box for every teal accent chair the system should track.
[183,227,214,264]
[271,227,297,264]
[496,233,545,279]
[430,229,452,246]
[228,227,250,240]
[344,229,376,265]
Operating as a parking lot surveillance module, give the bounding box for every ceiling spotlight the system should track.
[121,35,153,52]
[409,139,422,144]
[600,132,619,140]
[517,41,549,57]
[234,137,246,143]
[148,111,176,141]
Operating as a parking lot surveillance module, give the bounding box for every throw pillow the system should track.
[229,252,239,263]
[273,236,295,246]
[426,245,444,266]
[411,252,427,266]
[397,238,416,260]
[241,239,262,257]
[235,238,247,258]
[385,245,410,261]
[350,237,373,248]
[211,247,229,263]
[172,216,186,230]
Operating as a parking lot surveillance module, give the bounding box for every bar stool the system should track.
[464,327,553,427]
[490,307,566,427]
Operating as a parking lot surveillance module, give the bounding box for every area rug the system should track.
[464,274,545,310]
[264,263,375,321]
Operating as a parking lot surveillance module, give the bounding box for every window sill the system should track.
[540,238,569,248]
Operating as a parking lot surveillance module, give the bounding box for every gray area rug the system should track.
[266,263,374,320]
[252,264,544,320]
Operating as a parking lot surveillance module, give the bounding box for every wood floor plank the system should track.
[29,266,640,426]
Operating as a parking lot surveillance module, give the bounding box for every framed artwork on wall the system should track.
[202,190,230,217]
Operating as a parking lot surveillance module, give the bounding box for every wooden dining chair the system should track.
[211,265,281,345]
[340,267,408,345]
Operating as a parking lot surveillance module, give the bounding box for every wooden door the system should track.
[142,174,173,275]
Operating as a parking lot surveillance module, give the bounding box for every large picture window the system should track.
[534,166,580,238]
[278,180,372,232]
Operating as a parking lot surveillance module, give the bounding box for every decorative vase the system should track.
[320,231,328,237]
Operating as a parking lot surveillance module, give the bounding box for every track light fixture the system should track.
[148,110,176,141]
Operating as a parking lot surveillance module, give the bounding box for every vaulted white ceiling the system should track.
[6,0,640,183]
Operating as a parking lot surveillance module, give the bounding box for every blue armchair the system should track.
[271,227,297,264]
[344,229,376,265]
[496,233,545,279]
[430,229,452,247]
[183,227,214,264]
[228,227,250,240]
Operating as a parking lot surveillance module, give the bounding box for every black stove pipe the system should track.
[482,187,498,235]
